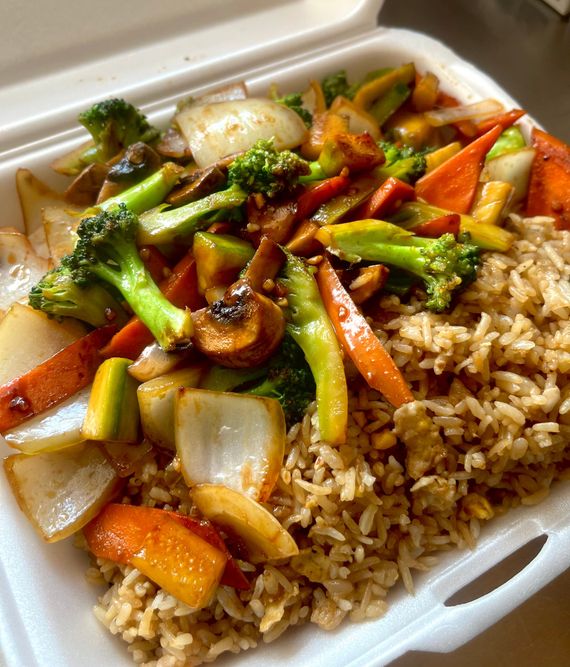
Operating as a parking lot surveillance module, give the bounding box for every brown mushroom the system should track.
[192,279,285,368]
[64,163,109,206]
[96,142,162,203]
[166,165,226,207]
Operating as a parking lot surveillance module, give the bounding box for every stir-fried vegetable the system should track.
[3,59,567,624]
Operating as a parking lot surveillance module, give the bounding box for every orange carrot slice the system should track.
[83,503,249,589]
[316,258,413,408]
[131,514,226,609]
[0,325,115,433]
[414,125,503,213]
[526,128,570,230]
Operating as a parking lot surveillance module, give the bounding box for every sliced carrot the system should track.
[526,128,570,230]
[0,325,115,433]
[414,125,503,213]
[83,503,249,589]
[410,213,461,238]
[131,515,226,609]
[353,176,415,219]
[139,245,170,283]
[101,252,203,359]
[475,109,526,136]
[316,258,413,408]
[295,175,350,222]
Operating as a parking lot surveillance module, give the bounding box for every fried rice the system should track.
[83,213,570,666]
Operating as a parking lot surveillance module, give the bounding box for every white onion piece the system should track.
[3,385,91,454]
[0,303,85,386]
[481,147,536,204]
[0,230,49,318]
[192,483,298,563]
[194,81,248,105]
[138,366,204,449]
[176,99,308,168]
[42,205,80,263]
[4,442,121,542]
[175,389,285,501]
[128,341,187,382]
[16,168,64,259]
[425,99,504,126]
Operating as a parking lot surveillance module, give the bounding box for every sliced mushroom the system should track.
[155,127,193,161]
[96,142,162,203]
[166,165,226,207]
[107,142,162,183]
[192,279,285,368]
[246,194,299,245]
[64,163,110,206]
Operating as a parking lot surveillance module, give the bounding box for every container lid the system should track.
[0,0,381,154]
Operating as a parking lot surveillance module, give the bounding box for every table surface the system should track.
[378,2,569,664]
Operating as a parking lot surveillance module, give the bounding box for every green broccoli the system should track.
[274,93,313,128]
[137,139,312,244]
[279,252,347,444]
[321,70,351,107]
[318,219,480,312]
[243,334,316,427]
[29,266,128,328]
[78,98,160,165]
[59,204,193,350]
[227,139,311,197]
[376,140,430,183]
[200,335,316,428]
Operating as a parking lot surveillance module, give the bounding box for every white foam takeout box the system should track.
[0,1,569,665]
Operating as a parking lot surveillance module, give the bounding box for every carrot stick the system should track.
[526,128,570,230]
[139,245,170,283]
[475,109,526,136]
[316,258,413,408]
[101,252,203,359]
[410,213,461,238]
[295,175,350,221]
[0,325,115,433]
[414,125,503,213]
[83,503,249,589]
[353,176,415,219]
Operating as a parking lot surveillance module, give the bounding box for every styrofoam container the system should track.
[0,1,569,665]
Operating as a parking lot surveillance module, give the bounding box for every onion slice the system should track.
[3,385,91,454]
[175,99,308,168]
[0,303,85,386]
[425,99,504,126]
[4,442,121,542]
[128,341,187,383]
[192,483,299,563]
[175,388,285,502]
[0,229,49,318]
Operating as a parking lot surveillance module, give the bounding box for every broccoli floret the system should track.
[29,266,128,328]
[321,70,351,107]
[200,335,315,428]
[244,335,316,427]
[139,140,315,244]
[60,204,193,350]
[319,220,480,312]
[227,139,311,198]
[79,98,160,165]
[376,140,430,183]
[275,93,313,128]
